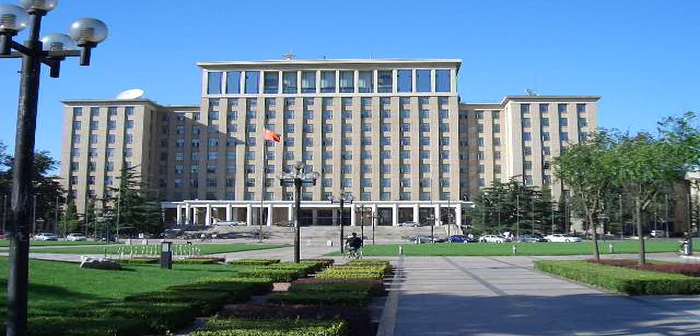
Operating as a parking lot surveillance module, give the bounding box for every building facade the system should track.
[60,58,599,228]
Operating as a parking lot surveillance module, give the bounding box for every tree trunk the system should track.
[589,212,600,260]
[636,198,646,265]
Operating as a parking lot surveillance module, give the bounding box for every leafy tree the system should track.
[614,112,700,265]
[106,163,163,237]
[554,132,617,260]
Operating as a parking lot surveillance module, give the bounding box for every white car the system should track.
[66,233,87,241]
[213,220,247,226]
[398,221,420,227]
[34,232,58,241]
[544,234,583,243]
[479,235,506,243]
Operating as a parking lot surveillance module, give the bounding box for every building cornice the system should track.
[197,58,462,71]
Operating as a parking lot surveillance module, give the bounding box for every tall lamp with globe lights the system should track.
[0,1,108,334]
[278,161,319,263]
[328,191,354,254]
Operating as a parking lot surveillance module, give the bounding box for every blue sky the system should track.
[0,0,698,162]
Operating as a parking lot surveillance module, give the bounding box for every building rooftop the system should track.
[197,58,462,71]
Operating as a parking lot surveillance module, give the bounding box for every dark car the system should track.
[97,235,117,242]
[517,234,548,243]
[447,235,477,243]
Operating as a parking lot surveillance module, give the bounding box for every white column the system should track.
[412,204,420,224]
[205,204,212,226]
[288,204,294,221]
[225,204,233,221]
[350,203,357,226]
[184,204,191,225]
[267,204,273,226]
[372,203,378,226]
[246,204,253,226]
[392,203,399,227]
[193,207,199,225]
[455,203,462,227]
[435,205,442,226]
[176,205,183,225]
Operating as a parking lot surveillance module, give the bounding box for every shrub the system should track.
[199,277,274,295]
[124,290,235,315]
[346,259,391,268]
[261,262,324,275]
[638,264,700,277]
[28,316,150,336]
[301,258,335,267]
[315,266,386,280]
[228,259,281,265]
[237,268,304,282]
[290,281,386,297]
[114,258,159,264]
[191,318,348,336]
[535,260,700,295]
[218,304,371,336]
[87,301,196,334]
[174,257,225,264]
[267,291,371,306]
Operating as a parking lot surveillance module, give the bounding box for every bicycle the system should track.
[345,247,363,259]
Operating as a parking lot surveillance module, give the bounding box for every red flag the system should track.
[264,129,281,142]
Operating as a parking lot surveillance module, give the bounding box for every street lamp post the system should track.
[278,161,318,263]
[356,205,370,246]
[0,2,107,334]
[328,191,354,254]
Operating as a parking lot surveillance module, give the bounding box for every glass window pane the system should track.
[301,71,316,93]
[397,70,412,92]
[339,71,354,93]
[263,72,279,94]
[207,72,222,94]
[321,71,336,93]
[358,71,373,93]
[244,71,260,94]
[378,70,393,93]
[435,70,451,92]
[283,71,298,94]
[416,70,431,92]
[226,71,241,94]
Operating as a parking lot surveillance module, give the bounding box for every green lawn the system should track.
[328,240,695,256]
[0,240,116,248]
[28,243,288,255]
[0,258,248,323]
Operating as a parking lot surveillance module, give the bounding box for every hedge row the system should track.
[237,268,305,282]
[314,262,390,280]
[228,259,281,265]
[534,260,700,295]
[267,291,371,307]
[192,318,348,336]
[115,257,224,265]
[290,279,387,297]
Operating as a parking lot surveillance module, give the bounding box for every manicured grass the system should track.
[27,243,288,255]
[0,258,249,324]
[0,240,116,248]
[327,240,696,256]
[534,260,700,295]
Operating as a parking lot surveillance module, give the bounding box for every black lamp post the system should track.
[279,161,318,263]
[356,204,372,246]
[328,191,353,253]
[0,1,107,335]
[425,213,436,243]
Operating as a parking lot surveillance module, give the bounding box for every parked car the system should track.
[516,234,548,243]
[160,229,183,238]
[479,235,506,243]
[34,232,58,241]
[97,235,117,242]
[544,234,583,243]
[409,235,444,243]
[650,230,666,238]
[398,221,420,228]
[66,233,87,241]
[447,235,477,243]
[213,220,247,226]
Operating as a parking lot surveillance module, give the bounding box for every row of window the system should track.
[73,106,135,117]
[520,103,587,114]
[207,69,453,95]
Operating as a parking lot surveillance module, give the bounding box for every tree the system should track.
[106,163,163,237]
[554,132,617,260]
[614,112,700,265]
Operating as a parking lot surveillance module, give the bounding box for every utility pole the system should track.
[53,195,59,236]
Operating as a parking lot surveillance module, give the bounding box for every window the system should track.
[73,107,83,116]
[520,104,530,114]
[339,71,354,93]
[244,71,260,94]
[576,103,586,113]
[125,120,133,129]
[493,124,501,133]
[558,103,567,113]
[321,71,336,93]
[560,117,569,126]
[539,104,549,113]
[542,132,550,141]
[226,71,241,94]
[416,69,431,92]
[207,71,222,94]
[303,111,314,119]
[524,161,532,170]
[397,70,412,92]
[523,132,532,141]
[436,70,451,92]
[541,117,549,126]
[378,70,393,93]
[301,71,316,93]
[343,178,352,188]
[524,147,532,156]
[358,71,373,93]
[578,118,588,127]
[522,118,531,127]
[543,146,551,155]
[263,72,279,94]
[282,71,298,94]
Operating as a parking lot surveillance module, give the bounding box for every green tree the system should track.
[614,112,700,265]
[106,163,163,237]
[554,132,617,260]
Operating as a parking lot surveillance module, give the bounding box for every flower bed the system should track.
[535,260,700,295]
[191,318,348,336]
[587,259,700,277]
[228,258,281,265]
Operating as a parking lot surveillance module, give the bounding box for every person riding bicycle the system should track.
[346,232,363,255]
[679,231,691,255]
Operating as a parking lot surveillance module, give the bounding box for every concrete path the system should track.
[380,256,700,336]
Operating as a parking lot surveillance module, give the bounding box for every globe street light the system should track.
[278,161,318,263]
[0,1,107,334]
[328,191,353,254]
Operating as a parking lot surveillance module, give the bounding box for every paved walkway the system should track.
[379,256,700,336]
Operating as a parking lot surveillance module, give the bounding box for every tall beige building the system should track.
[60,58,598,228]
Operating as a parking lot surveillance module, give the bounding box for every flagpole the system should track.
[259,132,266,243]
